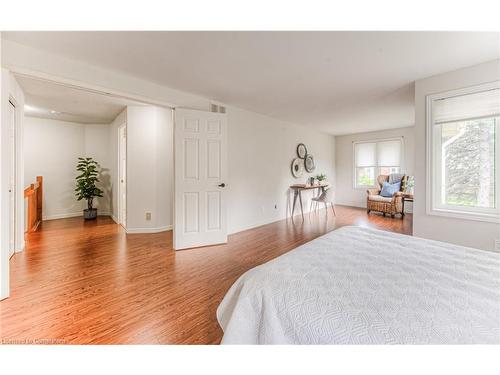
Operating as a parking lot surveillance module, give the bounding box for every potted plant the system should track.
[75,157,104,220]
[316,173,327,184]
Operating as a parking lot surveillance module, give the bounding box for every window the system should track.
[427,82,500,222]
[354,138,403,188]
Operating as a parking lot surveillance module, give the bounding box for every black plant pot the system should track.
[84,208,98,220]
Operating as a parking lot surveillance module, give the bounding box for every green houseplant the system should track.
[75,157,103,220]
[316,173,327,184]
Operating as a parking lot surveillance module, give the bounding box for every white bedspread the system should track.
[217,226,500,344]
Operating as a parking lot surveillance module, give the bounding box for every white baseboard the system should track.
[43,212,83,220]
[110,215,120,224]
[126,225,172,234]
[43,211,111,221]
[229,216,282,235]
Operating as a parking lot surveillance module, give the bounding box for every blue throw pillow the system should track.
[380,181,401,197]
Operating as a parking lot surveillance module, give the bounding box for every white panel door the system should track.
[174,108,227,250]
[8,101,16,258]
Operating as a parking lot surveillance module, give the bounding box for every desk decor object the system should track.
[291,158,304,178]
[304,154,316,172]
[297,143,307,159]
[316,173,327,183]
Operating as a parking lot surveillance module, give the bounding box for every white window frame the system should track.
[353,137,405,189]
[426,81,500,223]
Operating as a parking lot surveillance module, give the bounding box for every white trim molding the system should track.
[7,67,177,110]
[43,212,112,221]
[425,80,500,224]
[125,225,173,234]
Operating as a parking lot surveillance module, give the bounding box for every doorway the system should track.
[118,123,127,228]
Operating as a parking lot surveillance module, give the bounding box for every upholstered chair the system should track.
[366,175,404,218]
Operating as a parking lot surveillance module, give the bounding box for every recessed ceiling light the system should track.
[50,110,61,115]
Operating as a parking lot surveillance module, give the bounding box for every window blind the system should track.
[377,140,401,167]
[354,142,376,167]
[432,88,500,125]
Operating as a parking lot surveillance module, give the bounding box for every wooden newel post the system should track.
[36,176,43,223]
[24,176,43,234]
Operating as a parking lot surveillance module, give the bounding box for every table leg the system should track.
[291,189,298,218]
[298,190,304,220]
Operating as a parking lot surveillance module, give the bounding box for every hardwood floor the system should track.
[0,206,412,344]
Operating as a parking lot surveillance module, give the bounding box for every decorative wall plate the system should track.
[304,154,316,172]
[291,158,304,178]
[296,143,307,159]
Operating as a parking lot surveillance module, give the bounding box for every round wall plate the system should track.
[296,143,307,159]
[304,154,316,172]
[291,158,304,178]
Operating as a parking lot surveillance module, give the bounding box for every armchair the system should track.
[366,175,404,218]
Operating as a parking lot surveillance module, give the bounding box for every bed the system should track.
[217,226,500,344]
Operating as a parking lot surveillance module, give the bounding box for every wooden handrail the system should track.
[24,176,43,233]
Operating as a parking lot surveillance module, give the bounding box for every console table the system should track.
[289,183,329,220]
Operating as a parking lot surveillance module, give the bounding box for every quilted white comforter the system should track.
[217,226,500,344]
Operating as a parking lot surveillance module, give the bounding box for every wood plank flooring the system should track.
[0,205,412,344]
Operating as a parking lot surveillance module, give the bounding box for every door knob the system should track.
[218,183,226,188]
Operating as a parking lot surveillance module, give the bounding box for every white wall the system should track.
[155,107,174,230]
[24,117,112,219]
[24,117,84,219]
[84,124,111,213]
[226,106,336,234]
[414,59,500,251]
[335,126,415,209]
[125,106,173,232]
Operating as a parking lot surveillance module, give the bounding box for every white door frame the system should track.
[117,123,127,228]
[8,100,17,259]
[8,92,23,256]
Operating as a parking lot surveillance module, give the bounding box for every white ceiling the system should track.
[16,75,142,124]
[4,32,500,134]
